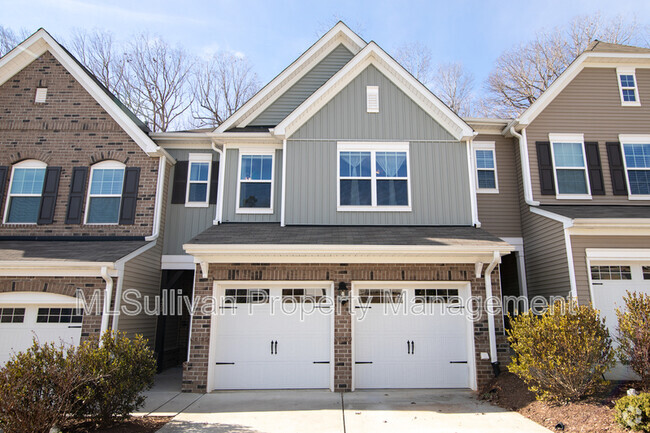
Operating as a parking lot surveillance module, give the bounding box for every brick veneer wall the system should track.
[0,276,109,341]
[0,50,159,236]
[182,262,509,393]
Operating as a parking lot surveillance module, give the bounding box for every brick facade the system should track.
[0,51,158,236]
[0,276,109,341]
[182,262,509,393]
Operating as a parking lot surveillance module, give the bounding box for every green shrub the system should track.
[615,393,650,431]
[617,292,650,389]
[75,331,156,426]
[507,300,615,402]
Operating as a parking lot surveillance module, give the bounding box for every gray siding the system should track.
[285,64,471,225]
[222,148,282,223]
[162,149,216,256]
[249,44,354,126]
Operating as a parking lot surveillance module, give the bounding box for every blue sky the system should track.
[1,0,648,92]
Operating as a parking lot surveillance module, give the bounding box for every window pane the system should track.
[376,180,408,206]
[477,170,496,189]
[241,155,272,181]
[556,169,588,194]
[622,88,637,102]
[340,179,371,206]
[189,162,209,181]
[90,169,124,195]
[620,74,635,87]
[628,170,650,195]
[475,150,495,169]
[87,196,121,223]
[7,196,41,223]
[188,183,207,202]
[239,182,272,208]
[10,168,45,194]
[553,142,585,167]
[376,152,407,177]
[624,144,650,168]
[340,152,371,177]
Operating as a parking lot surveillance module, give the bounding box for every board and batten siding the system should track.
[285,64,472,225]
[475,134,522,238]
[162,149,216,256]
[570,235,650,305]
[249,44,354,126]
[222,148,282,223]
[527,67,650,205]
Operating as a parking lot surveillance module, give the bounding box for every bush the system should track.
[0,341,92,433]
[507,300,615,402]
[615,393,650,431]
[75,331,156,426]
[617,292,650,389]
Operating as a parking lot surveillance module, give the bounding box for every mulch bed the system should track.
[479,372,639,433]
[68,416,171,433]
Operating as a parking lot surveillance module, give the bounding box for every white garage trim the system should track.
[0,291,78,305]
[586,248,650,263]
[350,281,477,391]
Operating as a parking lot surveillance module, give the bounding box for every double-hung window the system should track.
[4,160,47,224]
[620,135,650,198]
[85,160,125,224]
[337,142,410,210]
[617,68,641,106]
[186,153,212,207]
[473,142,498,193]
[549,134,591,199]
[236,152,274,213]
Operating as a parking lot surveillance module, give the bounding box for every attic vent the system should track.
[366,86,379,113]
[35,88,48,104]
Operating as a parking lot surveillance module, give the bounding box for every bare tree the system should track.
[124,34,195,132]
[486,13,649,117]
[432,62,475,116]
[69,29,127,94]
[0,26,30,57]
[191,51,260,128]
[394,42,434,88]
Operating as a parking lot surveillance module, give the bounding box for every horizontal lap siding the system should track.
[527,67,650,205]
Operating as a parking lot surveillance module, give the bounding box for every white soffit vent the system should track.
[366,85,379,113]
[34,88,48,103]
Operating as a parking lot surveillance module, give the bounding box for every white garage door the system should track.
[211,284,332,390]
[0,305,83,365]
[591,264,650,380]
[353,284,472,389]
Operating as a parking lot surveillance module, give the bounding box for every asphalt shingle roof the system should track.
[0,241,148,263]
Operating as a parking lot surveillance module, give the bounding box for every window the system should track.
[337,143,410,211]
[617,68,641,106]
[282,288,327,303]
[0,308,25,323]
[366,86,379,113]
[224,289,270,304]
[36,308,83,324]
[620,136,650,197]
[549,134,590,198]
[473,142,498,193]
[643,266,650,280]
[186,153,212,207]
[85,160,125,224]
[4,160,47,224]
[358,289,404,304]
[414,288,460,303]
[236,152,274,213]
[590,265,632,281]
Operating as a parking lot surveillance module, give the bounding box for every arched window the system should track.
[85,160,125,224]
[4,160,47,224]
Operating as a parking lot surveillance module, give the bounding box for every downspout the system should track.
[280,138,287,227]
[145,155,167,241]
[211,141,225,224]
[510,126,539,206]
[465,139,480,227]
[99,266,113,336]
[484,251,501,369]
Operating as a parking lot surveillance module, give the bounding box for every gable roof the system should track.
[0,29,165,158]
[587,40,650,54]
[274,41,475,141]
[215,22,366,133]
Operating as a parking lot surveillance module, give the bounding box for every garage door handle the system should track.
[215,362,235,365]
[68,325,82,329]
[355,361,373,364]
[275,341,278,354]
[407,340,411,354]
[450,361,467,364]
[313,361,330,364]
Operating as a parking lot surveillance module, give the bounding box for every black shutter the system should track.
[536,141,555,195]
[37,167,61,225]
[65,167,88,224]
[209,160,219,204]
[171,161,188,204]
[584,142,605,195]
[606,142,628,195]
[119,167,140,225]
[0,166,8,211]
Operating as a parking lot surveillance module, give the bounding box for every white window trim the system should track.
[616,67,641,107]
[3,159,47,225]
[185,153,212,208]
[84,160,125,225]
[235,150,275,214]
[619,134,650,200]
[336,142,412,212]
[473,141,499,194]
[549,133,592,200]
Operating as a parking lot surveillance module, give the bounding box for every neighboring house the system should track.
[0,29,173,365]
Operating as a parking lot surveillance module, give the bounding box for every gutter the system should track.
[99,266,114,337]
[509,125,539,206]
[211,141,225,224]
[484,251,501,366]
